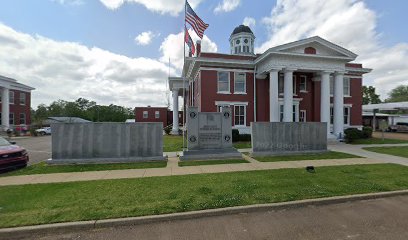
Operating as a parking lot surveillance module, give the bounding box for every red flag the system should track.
[185,1,208,39]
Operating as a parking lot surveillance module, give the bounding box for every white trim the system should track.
[215,101,248,106]
[200,67,254,73]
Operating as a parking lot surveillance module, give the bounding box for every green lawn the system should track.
[163,135,183,152]
[1,164,408,228]
[350,138,408,145]
[363,146,408,158]
[178,159,249,167]
[1,161,167,177]
[252,151,362,162]
[233,141,251,149]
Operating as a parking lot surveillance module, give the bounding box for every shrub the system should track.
[239,134,251,142]
[344,128,363,143]
[362,126,373,138]
[232,129,240,142]
[163,125,171,135]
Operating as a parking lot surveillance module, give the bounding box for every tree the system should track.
[362,86,381,105]
[386,85,408,102]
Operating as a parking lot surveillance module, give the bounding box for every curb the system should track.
[2,190,408,239]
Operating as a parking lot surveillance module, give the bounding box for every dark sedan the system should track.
[0,137,29,171]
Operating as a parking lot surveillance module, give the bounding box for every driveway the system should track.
[23,195,408,240]
[13,136,51,165]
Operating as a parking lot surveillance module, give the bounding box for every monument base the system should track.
[179,148,242,161]
[250,149,328,157]
[47,155,167,165]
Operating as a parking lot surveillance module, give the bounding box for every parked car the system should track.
[35,127,51,135]
[388,122,408,132]
[0,137,29,171]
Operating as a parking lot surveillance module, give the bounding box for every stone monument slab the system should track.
[180,106,241,160]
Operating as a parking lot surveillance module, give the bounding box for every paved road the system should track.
[13,136,51,165]
[24,195,408,240]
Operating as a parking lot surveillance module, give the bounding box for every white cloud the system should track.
[159,29,218,70]
[243,17,256,28]
[52,0,84,6]
[214,0,240,13]
[257,0,408,100]
[99,0,203,16]
[0,23,177,108]
[134,31,157,45]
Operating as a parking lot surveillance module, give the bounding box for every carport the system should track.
[363,102,408,129]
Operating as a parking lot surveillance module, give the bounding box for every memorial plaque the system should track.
[182,106,240,160]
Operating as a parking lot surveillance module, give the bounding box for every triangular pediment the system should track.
[269,36,357,59]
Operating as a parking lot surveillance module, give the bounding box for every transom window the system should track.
[234,105,245,126]
[299,75,307,92]
[143,111,148,119]
[217,71,230,93]
[234,73,246,93]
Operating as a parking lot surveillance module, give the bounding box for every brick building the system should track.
[0,75,35,130]
[134,106,183,128]
[169,24,371,136]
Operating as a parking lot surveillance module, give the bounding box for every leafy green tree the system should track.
[386,85,408,102]
[362,86,381,105]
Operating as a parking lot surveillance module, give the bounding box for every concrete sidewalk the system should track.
[0,153,386,186]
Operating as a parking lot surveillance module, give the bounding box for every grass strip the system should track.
[252,150,362,162]
[1,161,167,177]
[0,164,407,228]
[363,146,408,158]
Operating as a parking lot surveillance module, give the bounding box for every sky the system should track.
[0,0,407,109]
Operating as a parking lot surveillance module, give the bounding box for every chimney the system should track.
[196,40,201,57]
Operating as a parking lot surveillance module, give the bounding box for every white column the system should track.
[283,69,294,122]
[333,72,344,137]
[320,71,331,135]
[1,88,9,130]
[269,69,280,122]
[171,89,179,135]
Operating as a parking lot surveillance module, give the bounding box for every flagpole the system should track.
[182,0,187,151]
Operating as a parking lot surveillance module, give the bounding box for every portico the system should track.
[168,77,188,135]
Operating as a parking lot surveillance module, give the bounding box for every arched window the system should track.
[304,47,316,54]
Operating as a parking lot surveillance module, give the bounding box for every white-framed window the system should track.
[234,73,246,93]
[19,113,26,125]
[278,74,284,94]
[344,78,350,96]
[9,113,14,125]
[217,71,230,93]
[300,110,306,122]
[9,91,14,104]
[330,106,351,125]
[279,103,299,122]
[299,75,307,92]
[234,105,246,126]
[143,111,148,119]
[19,93,26,105]
[344,107,350,125]
[155,111,160,119]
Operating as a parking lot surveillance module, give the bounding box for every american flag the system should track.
[185,1,208,39]
[184,27,195,55]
